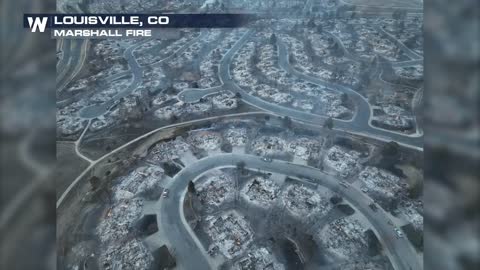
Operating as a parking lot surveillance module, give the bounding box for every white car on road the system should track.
[394,228,404,238]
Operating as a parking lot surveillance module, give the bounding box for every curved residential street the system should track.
[78,40,147,118]
[79,31,207,119]
[56,6,424,270]
[216,30,423,149]
[67,25,422,149]
[159,153,422,270]
[57,39,88,94]
[179,29,423,149]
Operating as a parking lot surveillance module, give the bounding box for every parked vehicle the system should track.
[262,157,272,162]
[394,228,404,238]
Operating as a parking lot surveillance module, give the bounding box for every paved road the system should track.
[78,40,147,118]
[391,59,422,67]
[57,39,69,75]
[179,30,422,149]
[339,0,423,10]
[56,112,270,208]
[78,31,207,119]
[276,41,423,147]
[57,39,88,94]
[214,30,423,149]
[178,86,223,103]
[376,26,423,60]
[160,153,422,270]
[328,30,422,67]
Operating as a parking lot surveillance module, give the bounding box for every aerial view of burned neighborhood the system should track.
[56,0,424,270]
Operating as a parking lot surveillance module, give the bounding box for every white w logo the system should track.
[27,17,48,32]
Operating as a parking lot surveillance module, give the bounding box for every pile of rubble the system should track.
[197,173,235,208]
[90,114,114,131]
[142,66,166,88]
[205,210,253,259]
[256,43,291,85]
[113,95,146,121]
[187,130,222,151]
[200,51,221,88]
[307,32,330,57]
[113,166,164,201]
[169,40,203,68]
[232,42,259,87]
[338,260,393,270]
[356,27,401,61]
[212,92,238,110]
[280,35,333,81]
[96,188,150,269]
[287,137,322,160]
[324,54,351,66]
[138,31,198,65]
[147,137,190,163]
[283,184,329,217]
[173,81,190,91]
[222,127,249,146]
[394,65,423,80]
[154,101,213,120]
[233,246,285,270]
[99,239,153,270]
[65,77,88,94]
[251,136,287,156]
[96,198,144,243]
[57,99,86,117]
[324,145,361,177]
[319,217,368,258]
[57,115,86,136]
[241,176,280,208]
[152,92,174,107]
[253,84,293,105]
[359,166,405,198]
[200,30,245,88]
[198,30,227,86]
[153,105,179,120]
[92,39,126,64]
[89,78,130,103]
[375,104,413,130]
[292,99,315,111]
[397,200,423,231]
[290,81,326,97]
[317,91,351,118]
[291,82,352,118]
